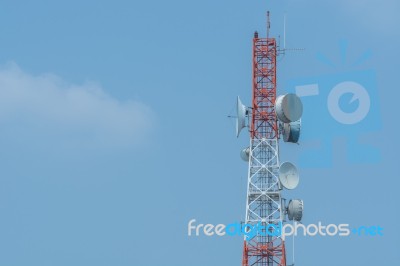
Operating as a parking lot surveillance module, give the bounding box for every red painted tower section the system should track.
[250,33,279,140]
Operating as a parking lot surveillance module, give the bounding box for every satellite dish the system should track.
[275,94,303,123]
[278,162,299,190]
[240,147,250,161]
[236,96,247,137]
[287,199,304,221]
[282,120,301,143]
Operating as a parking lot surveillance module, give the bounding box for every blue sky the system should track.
[0,0,398,265]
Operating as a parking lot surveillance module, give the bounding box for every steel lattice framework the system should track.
[242,30,286,266]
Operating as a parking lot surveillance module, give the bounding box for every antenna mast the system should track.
[284,14,286,50]
[242,12,285,266]
[267,11,271,39]
[235,11,305,266]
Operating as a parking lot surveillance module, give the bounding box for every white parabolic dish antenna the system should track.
[287,199,304,222]
[275,93,303,123]
[240,147,250,161]
[278,162,299,190]
[236,96,247,137]
[282,120,301,143]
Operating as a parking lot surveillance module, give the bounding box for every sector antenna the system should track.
[236,96,247,137]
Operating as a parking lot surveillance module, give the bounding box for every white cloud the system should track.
[0,62,154,150]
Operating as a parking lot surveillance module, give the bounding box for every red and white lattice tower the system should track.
[242,12,287,266]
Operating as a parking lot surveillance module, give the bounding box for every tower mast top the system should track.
[267,11,271,39]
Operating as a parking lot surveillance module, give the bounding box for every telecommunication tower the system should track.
[235,12,304,266]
